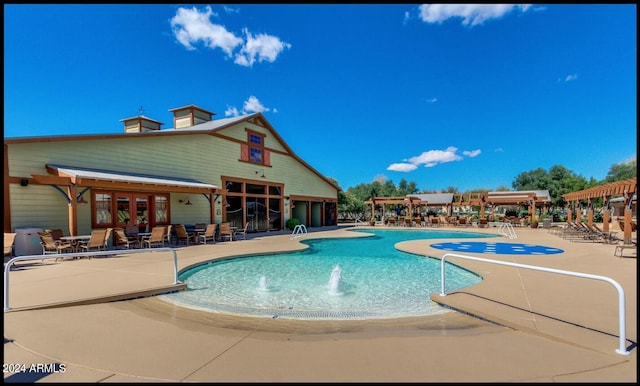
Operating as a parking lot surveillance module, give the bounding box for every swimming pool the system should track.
[159,229,497,320]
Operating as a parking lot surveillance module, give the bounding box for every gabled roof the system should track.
[408,193,454,205]
[5,112,341,192]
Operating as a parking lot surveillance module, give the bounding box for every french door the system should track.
[116,193,150,232]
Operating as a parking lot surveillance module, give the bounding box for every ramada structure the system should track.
[365,190,552,222]
[366,178,637,239]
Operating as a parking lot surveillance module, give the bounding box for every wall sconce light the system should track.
[77,195,88,204]
[20,178,29,187]
[255,169,266,178]
[223,200,231,208]
[179,198,193,206]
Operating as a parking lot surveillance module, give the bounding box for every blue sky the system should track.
[4,4,637,192]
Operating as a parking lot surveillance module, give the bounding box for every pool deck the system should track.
[3,224,637,382]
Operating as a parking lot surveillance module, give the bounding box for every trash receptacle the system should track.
[543,218,551,229]
[14,227,44,256]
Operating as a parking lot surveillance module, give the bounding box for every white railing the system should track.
[438,252,630,356]
[4,248,180,311]
[354,219,365,227]
[290,224,308,239]
[498,222,517,239]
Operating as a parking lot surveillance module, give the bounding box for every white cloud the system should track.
[562,73,578,82]
[235,29,292,67]
[170,6,242,56]
[387,163,418,172]
[224,106,240,117]
[225,96,274,117]
[426,97,438,103]
[407,146,463,167]
[494,147,504,152]
[171,6,290,67]
[387,146,481,172]
[418,4,531,27]
[463,149,481,157]
[242,95,269,114]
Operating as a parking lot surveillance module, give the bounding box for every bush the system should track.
[286,218,300,230]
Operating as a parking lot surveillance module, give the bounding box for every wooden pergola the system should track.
[562,177,637,243]
[452,191,551,221]
[363,196,427,223]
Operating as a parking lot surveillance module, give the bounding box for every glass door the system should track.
[116,193,149,232]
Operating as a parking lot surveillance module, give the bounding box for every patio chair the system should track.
[174,224,192,246]
[45,228,65,241]
[113,227,140,249]
[233,222,250,240]
[164,224,173,246]
[38,231,74,259]
[4,232,17,258]
[219,222,233,242]
[103,227,113,249]
[198,223,217,244]
[80,229,108,255]
[143,226,166,248]
[125,224,139,237]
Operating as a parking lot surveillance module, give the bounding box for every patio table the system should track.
[60,235,92,252]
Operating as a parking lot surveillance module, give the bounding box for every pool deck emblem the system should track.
[430,241,563,255]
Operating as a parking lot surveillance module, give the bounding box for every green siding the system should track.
[6,119,337,233]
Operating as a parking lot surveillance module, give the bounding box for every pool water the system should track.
[159,229,496,320]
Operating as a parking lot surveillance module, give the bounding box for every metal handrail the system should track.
[498,222,517,239]
[439,252,630,356]
[290,224,308,239]
[4,247,180,311]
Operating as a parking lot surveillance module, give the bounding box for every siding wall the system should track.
[6,119,338,233]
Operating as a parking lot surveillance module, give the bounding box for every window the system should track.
[248,131,264,164]
[95,193,112,224]
[155,196,168,223]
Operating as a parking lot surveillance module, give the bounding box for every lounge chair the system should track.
[113,227,140,249]
[4,232,17,258]
[591,223,621,244]
[143,226,166,248]
[198,223,217,244]
[233,223,250,240]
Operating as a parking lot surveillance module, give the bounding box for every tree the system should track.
[604,159,637,182]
